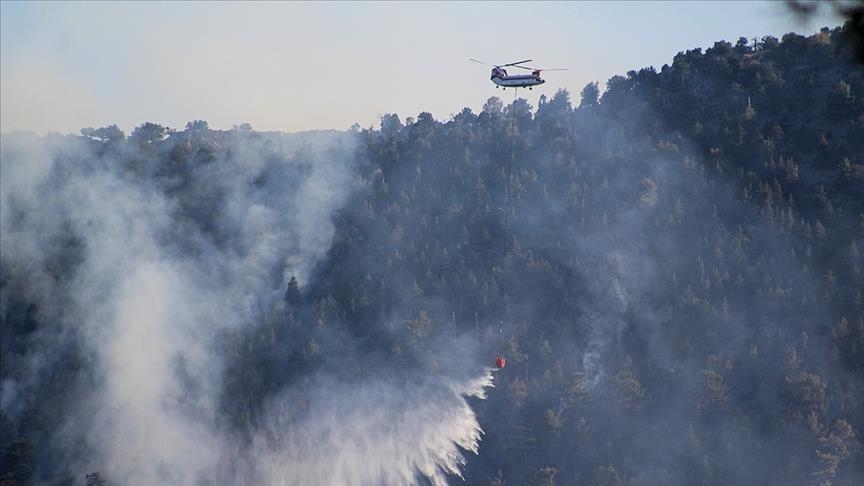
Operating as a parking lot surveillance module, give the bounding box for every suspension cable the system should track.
[497,88,519,342]
[503,88,518,236]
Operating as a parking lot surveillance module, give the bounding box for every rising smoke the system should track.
[0,128,494,484]
[3,28,863,485]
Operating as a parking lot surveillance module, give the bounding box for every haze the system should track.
[0,0,843,134]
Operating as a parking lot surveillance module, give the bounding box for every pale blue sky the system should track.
[0,1,844,134]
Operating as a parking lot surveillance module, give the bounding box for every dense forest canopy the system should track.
[2,22,863,486]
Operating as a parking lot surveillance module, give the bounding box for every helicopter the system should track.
[470,58,567,90]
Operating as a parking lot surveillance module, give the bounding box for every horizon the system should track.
[1,1,846,135]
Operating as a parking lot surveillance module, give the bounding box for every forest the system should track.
[1,22,863,486]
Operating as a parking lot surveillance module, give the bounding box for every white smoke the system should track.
[0,130,495,484]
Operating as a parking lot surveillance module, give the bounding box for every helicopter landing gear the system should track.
[529,87,533,90]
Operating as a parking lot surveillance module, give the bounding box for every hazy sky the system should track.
[0,1,844,134]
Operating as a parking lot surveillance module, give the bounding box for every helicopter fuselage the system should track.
[490,68,545,88]
[492,75,545,88]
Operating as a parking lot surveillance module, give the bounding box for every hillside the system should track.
[2,22,863,486]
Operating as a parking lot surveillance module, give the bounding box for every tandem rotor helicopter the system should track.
[468,58,566,371]
[470,58,567,89]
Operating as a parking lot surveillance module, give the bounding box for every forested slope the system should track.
[2,23,863,486]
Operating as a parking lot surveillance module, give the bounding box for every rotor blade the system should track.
[469,58,492,66]
[538,68,568,71]
[511,65,534,70]
[502,59,532,67]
